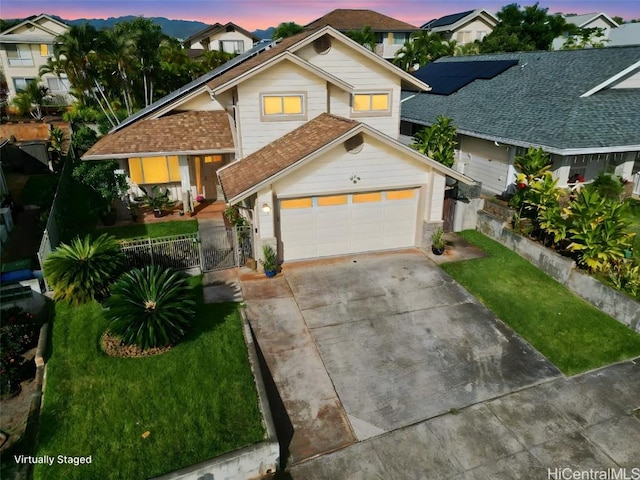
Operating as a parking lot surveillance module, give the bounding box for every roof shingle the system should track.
[305,9,418,32]
[83,111,234,159]
[218,114,359,200]
[401,47,640,151]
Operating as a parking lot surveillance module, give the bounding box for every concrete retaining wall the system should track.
[453,198,485,232]
[153,311,279,480]
[477,211,640,333]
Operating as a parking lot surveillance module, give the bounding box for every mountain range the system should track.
[47,15,275,40]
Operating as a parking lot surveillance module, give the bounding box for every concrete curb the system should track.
[152,308,279,480]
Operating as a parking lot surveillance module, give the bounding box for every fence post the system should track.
[233,227,240,267]
[197,231,205,273]
[148,237,154,266]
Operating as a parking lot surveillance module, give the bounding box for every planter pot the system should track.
[153,209,163,218]
[432,246,445,256]
[264,270,277,278]
[100,208,117,226]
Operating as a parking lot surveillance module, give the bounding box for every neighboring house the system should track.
[421,9,498,44]
[0,14,71,104]
[608,23,640,47]
[183,22,260,56]
[552,12,619,49]
[401,47,640,196]
[304,9,420,60]
[83,26,473,263]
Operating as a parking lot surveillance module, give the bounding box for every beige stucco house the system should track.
[0,14,71,104]
[183,22,260,56]
[421,9,498,44]
[84,26,473,263]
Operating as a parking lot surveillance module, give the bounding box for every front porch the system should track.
[112,198,228,227]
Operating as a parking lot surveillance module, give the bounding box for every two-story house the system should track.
[304,9,420,60]
[183,22,260,57]
[552,12,619,50]
[0,14,71,105]
[84,26,472,263]
[421,9,498,44]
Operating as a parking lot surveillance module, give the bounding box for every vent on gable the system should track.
[344,134,364,154]
[313,35,332,55]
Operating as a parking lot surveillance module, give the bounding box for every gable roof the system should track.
[564,12,618,28]
[305,9,419,32]
[218,113,472,203]
[422,10,475,30]
[0,14,67,36]
[183,21,260,47]
[401,47,640,154]
[82,111,234,160]
[609,23,640,47]
[207,26,430,94]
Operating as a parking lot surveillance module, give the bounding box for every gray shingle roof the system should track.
[401,47,640,152]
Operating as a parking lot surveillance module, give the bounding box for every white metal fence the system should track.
[633,172,640,196]
[120,233,201,270]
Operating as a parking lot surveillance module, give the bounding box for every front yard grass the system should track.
[102,220,199,240]
[34,279,265,479]
[441,230,640,375]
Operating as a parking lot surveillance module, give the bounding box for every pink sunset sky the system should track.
[2,0,639,30]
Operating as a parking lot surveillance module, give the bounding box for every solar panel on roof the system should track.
[413,60,518,95]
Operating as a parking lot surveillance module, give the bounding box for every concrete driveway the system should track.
[242,250,561,465]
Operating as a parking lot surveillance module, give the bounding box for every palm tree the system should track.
[44,234,124,305]
[105,266,196,350]
[394,31,455,71]
[12,79,49,119]
[345,26,376,52]
[99,27,137,115]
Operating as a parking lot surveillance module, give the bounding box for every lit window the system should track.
[281,198,312,209]
[40,44,53,57]
[128,156,180,184]
[352,93,389,113]
[262,94,304,117]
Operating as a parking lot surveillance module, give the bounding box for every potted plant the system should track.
[136,186,176,218]
[128,202,140,222]
[260,244,278,277]
[431,227,446,255]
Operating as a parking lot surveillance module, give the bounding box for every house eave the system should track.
[82,148,236,161]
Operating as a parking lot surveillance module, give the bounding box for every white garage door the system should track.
[279,189,419,261]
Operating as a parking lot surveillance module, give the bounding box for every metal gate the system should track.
[443,189,456,233]
[200,225,253,271]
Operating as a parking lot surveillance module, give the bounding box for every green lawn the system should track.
[34,280,265,480]
[441,230,640,375]
[101,220,199,240]
[17,173,60,209]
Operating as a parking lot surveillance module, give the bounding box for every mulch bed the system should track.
[100,332,174,358]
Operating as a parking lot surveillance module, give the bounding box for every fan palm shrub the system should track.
[44,234,124,304]
[105,266,195,350]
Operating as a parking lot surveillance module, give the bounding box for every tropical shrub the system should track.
[567,189,635,272]
[105,266,195,350]
[410,116,457,167]
[606,259,640,299]
[587,172,624,200]
[509,147,553,209]
[72,160,128,214]
[0,307,42,395]
[44,233,125,304]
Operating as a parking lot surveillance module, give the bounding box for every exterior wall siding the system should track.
[296,41,401,138]
[273,135,429,198]
[236,61,328,156]
[456,136,510,194]
[174,91,224,111]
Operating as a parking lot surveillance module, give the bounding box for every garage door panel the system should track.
[280,188,419,261]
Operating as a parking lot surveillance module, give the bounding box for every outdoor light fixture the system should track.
[262,203,271,213]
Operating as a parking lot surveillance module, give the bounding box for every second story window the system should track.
[40,44,53,57]
[261,94,305,120]
[219,40,244,54]
[352,92,390,115]
[6,44,33,67]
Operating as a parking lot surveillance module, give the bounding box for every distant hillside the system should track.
[253,27,276,40]
[51,15,210,40]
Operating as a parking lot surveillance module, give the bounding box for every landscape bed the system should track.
[33,279,265,479]
[442,230,640,375]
